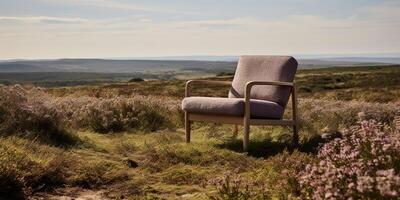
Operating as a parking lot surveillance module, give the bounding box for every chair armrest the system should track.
[245,81,294,90]
[244,81,294,100]
[185,80,232,97]
[244,81,297,121]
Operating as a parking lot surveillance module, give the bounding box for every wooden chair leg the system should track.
[292,124,299,147]
[243,124,250,151]
[233,125,238,136]
[291,84,299,147]
[185,112,191,143]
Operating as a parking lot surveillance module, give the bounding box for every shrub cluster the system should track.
[300,120,400,199]
[261,150,315,198]
[0,85,182,135]
[52,95,180,133]
[0,85,78,146]
[298,99,400,135]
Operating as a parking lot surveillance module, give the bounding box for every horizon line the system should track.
[1,53,400,62]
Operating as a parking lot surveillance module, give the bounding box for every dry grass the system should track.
[0,137,69,199]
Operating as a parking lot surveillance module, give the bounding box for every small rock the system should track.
[125,159,138,168]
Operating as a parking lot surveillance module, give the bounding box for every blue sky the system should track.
[1,0,399,59]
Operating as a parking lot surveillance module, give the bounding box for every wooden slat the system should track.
[189,114,297,126]
[250,119,296,126]
[189,113,243,125]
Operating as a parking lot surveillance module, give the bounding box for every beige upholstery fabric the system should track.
[228,56,298,106]
[182,97,284,119]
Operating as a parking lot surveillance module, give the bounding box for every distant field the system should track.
[0,59,236,73]
[0,58,398,87]
[46,65,400,103]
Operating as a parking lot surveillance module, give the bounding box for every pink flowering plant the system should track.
[300,119,400,199]
[298,99,400,135]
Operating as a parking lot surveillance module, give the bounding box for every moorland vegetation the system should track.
[0,65,400,199]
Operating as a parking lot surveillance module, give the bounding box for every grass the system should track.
[0,65,399,199]
[72,129,307,199]
[0,137,70,199]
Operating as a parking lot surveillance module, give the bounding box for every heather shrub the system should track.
[300,120,400,199]
[207,169,270,200]
[0,86,79,146]
[77,98,135,133]
[52,95,180,133]
[298,99,400,135]
[0,85,180,135]
[260,150,315,198]
[0,137,69,199]
[135,100,176,131]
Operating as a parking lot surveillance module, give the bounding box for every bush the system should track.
[300,120,400,199]
[297,99,400,135]
[0,85,79,147]
[52,96,179,133]
[129,77,145,82]
[0,85,181,135]
[261,150,315,198]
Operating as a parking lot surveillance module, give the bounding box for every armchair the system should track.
[182,56,299,151]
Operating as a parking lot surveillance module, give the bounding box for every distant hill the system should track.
[316,57,400,64]
[0,59,235,73]
[0,57,398,73]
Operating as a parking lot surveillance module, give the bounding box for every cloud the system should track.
[357,0,400,16]
[37,0,201,15]
[0,16,89,24]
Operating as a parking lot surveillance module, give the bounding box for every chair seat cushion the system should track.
[182,97,284,119]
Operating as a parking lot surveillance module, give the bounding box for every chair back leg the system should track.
[233,125,238,136]
[185,112,191,143]
[243,126,249,151]
[291,84,299,147]
[243,120,250,151]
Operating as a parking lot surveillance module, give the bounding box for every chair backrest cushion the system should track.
[228,55,298,106]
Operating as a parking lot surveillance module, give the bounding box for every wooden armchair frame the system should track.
[184,80,299,151]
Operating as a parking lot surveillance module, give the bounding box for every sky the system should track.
[0,0,400,59]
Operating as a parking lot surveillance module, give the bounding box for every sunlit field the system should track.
[1,65,400,199]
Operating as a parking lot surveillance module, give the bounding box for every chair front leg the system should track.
[243,83,252,152]
[185,111,191,143]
